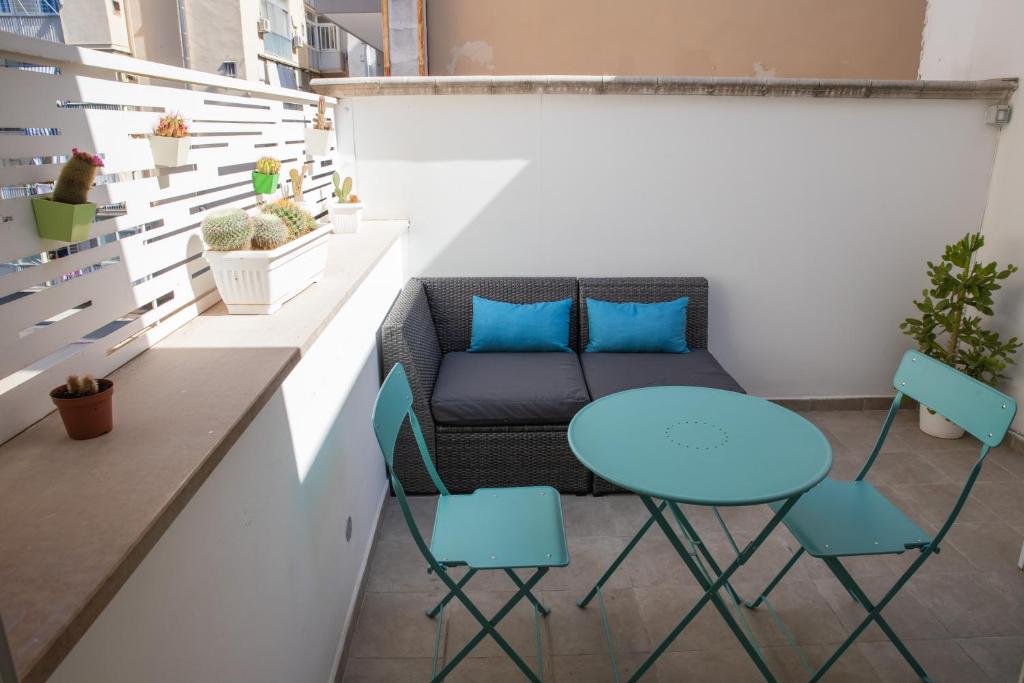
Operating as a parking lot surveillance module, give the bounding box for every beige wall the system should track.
[427,0,925,78]
[60,0,130,53]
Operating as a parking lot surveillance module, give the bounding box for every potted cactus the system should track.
[287,163,319,215]
[148,113,190,167]
[901,232,1021,438]
[50,374,114,440]
[303,96,333,157]
[31,149,104,242]
[201,204,331,314]
[328,173,363,234]
[252,156,281,195]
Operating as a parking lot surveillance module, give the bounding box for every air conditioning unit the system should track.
[257,17,270,35]
[292,33,303,49]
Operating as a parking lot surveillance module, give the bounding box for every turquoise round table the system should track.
[568,386,832,682]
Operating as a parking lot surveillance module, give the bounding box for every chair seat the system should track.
[431,486,570,570]
[771,478,931,558]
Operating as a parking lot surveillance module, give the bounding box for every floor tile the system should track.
[634,583,740,652]
[924,449,1017,483]
[365,538,444,592]
[970,482,1024,523]
[543,588,651,655]
[907,573,1024,638]
[554,653,654,682]
[813,575,949,642]
[348,592,447,659]
[856,640,987,683]
[341,657,436,682]
[539,536,632,591]
[957,636,1024,683]
[444,590,546,660]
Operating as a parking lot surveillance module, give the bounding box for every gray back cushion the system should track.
[578,278,709,351]
[418,277,580,353]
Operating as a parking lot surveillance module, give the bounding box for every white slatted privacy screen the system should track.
[0,33,340,444]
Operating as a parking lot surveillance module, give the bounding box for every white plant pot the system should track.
[204,224,331,314]
[303,128,332,157]
[148,135,190,167]
[919,404,965,440]
[330,202,364,234]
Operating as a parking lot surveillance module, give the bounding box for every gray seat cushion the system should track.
[432,352,591,426]
[580,350,744,400]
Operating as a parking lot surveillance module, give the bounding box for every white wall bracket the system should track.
[986,104,1013,127]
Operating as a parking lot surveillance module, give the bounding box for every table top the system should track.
[568,387,832,506]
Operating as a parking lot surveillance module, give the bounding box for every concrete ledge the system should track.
[0,222,407,683]
[313,75,1018,101]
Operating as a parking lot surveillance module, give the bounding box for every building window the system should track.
[219,61,237,78]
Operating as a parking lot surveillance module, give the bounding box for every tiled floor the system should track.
[341,410,1024,682]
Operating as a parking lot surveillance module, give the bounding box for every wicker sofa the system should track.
[379,277,744,494]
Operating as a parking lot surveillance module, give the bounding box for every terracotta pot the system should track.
[50,379,114,440]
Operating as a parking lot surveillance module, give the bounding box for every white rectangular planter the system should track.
[330,202,364,234]
[204,224,332,314]
[148,135,190,167]
[303,128,332,157]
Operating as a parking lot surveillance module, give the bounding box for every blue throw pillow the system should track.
[469,296,572,352]
[585,297,689,353]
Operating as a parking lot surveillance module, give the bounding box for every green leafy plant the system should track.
[201,209,253,250]
[255,156,281,175]
[901,232,1021,386]
[52,148,104,205]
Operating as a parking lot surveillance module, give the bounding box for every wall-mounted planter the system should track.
[252,171,279,195]
[50,379,114,440]
[329,202,363,234]
[303,128,332,157]
[31,198,96,242]
[148,135,190,167]
[204,223,331,314]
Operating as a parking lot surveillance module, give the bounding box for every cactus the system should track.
[249,214,289,250]
[255,156,281,175]
[201,209,253,250]
[153,113,188,138]
[52,148,103,205]
[289,164,310,202]
[65,374,99,397]
[263,201,316,240]
[313,96,333,131]
[332,172,353,203]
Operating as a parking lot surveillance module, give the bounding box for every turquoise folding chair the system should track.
[746,350,1017,682]
[372,363,570,682]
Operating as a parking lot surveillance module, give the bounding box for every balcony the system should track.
[0,27,1023,683]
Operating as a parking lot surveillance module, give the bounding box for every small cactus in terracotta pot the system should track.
[50,374,114,440]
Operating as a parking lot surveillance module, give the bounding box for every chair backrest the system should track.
[893,350,1016,447]
[371,363,449,563]
[862,350,1017,547]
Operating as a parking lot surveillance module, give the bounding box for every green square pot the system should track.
[252,171,279,194]
[31,198,97,242]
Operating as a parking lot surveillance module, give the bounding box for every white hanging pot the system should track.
[919,404,965,439]
[148,135,190,167]
[204,224,331,314]
[330,202,364,234]
[303,128,332,157]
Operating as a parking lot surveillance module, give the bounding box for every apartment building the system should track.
[0,0,382,87]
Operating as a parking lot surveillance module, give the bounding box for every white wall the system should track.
[350,93,998,399]
[921,0,1024,431]
[49,241,403,683]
